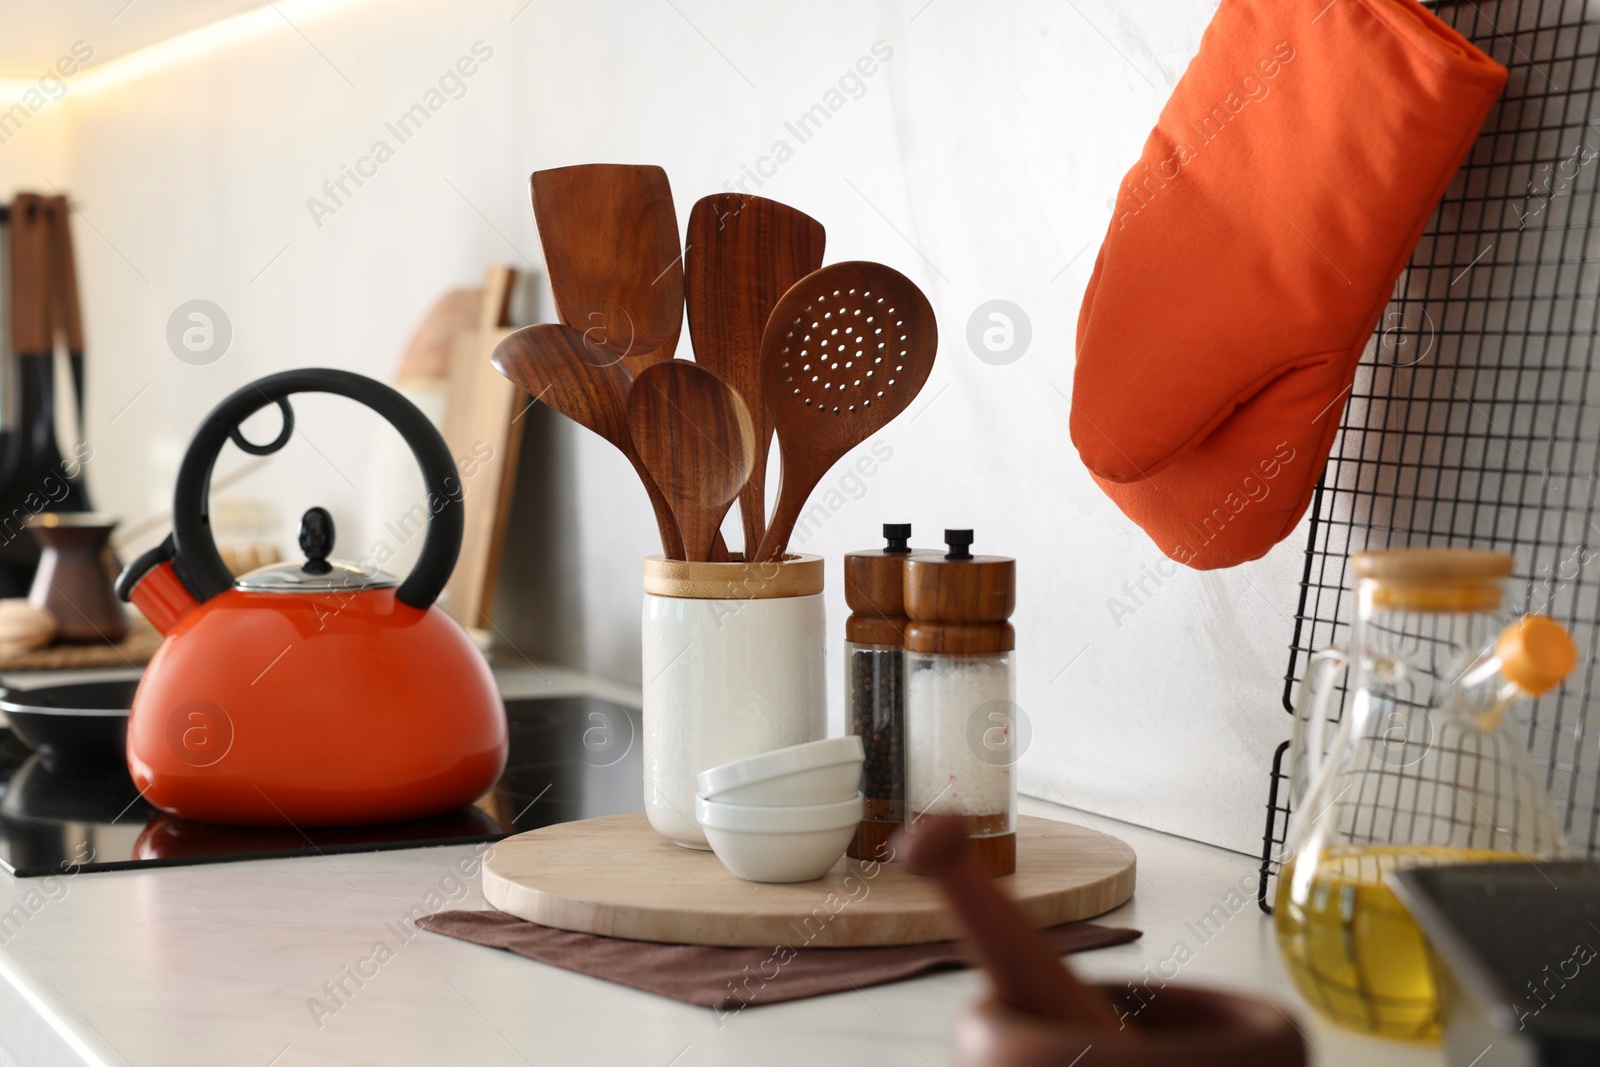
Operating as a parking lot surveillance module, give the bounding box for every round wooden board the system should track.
[482,812,1136,948]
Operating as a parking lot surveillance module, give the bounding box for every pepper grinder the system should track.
[844,523,914,861]
[904,529,1018,877]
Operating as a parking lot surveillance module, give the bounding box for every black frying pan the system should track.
[0,678,137,761]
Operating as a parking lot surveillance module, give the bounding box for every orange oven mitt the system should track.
[1072,0,1506,569]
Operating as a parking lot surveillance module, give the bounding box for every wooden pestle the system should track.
[897,816,1130,1035]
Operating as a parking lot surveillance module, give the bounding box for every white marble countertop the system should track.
[0,665,1443,1067]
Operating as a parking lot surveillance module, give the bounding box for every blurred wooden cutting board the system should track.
[439,266,523,631]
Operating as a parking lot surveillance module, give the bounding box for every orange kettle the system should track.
[116,369,508,827]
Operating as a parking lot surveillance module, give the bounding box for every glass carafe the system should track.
[1275,549,1576,1042]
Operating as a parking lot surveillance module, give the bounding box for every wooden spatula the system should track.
[531,165,683,379]
[685,194,825,558]
[627,361,756,563]
[753,262,937,561]
[490,324,687,559]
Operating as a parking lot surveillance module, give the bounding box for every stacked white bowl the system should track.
[695,736,865,883]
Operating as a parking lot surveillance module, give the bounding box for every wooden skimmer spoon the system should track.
[531,164,682,379]
[626,361,756,563]
[753,262,937,562]
[490,324,687,559]
[685,193,825,558]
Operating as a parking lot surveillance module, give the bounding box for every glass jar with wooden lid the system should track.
[1277,547,1577,1040]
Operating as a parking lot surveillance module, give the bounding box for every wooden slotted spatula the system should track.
[531,164,682,378]
[627,361,756,563]
[685,194,825,558]
[754,262,937,562]
[490,324,687,559]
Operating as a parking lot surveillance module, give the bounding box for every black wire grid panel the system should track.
[1259,0,1600,914]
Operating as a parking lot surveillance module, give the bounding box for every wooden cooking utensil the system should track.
[899,815,1129,1035]
[626,361,756,563]
[754,261,937,562]
[531,165,683,378]
[490,324,687,559]
[46,196,87,427]
[685,193,825,557]
[0,195,90,598]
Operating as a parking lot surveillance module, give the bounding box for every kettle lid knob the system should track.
[299,507,334,575]
[233,506,395,594]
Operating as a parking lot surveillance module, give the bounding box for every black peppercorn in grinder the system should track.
[844,523,916,862]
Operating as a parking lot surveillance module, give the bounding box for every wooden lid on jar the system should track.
[844,523,915,616]
[1351,548,1513,581]
[1351,549,1510,613]
[904,530,1015,625]
[846,613,907,646]
[905,621,1015,655]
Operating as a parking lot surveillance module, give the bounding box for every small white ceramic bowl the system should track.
[695,793,863,883]
[696,736,864,806]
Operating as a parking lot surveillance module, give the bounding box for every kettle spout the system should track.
[115,538,200,635]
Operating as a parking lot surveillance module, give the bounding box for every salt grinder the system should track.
[904,529,1018,877]
[844,523,913,861]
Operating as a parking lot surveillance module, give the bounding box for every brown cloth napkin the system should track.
[417,909,1141,1011]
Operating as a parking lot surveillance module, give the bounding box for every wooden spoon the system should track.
[531,164,682,378]
[490,324,687,559]
[898,816,1129,1034]
[627,361,756,563]
[754,262,937,561]
[685,194,825,558]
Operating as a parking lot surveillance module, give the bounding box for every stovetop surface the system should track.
[0,696,643,876]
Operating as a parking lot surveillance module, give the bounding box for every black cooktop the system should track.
[0,696,643,877]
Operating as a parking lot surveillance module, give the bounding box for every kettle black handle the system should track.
[169,368,461,610]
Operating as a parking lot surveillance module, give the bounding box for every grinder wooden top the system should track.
[905,555,1016,624]
[845,551,908,617]
[843,524,925,617]
[481,812,1136,948]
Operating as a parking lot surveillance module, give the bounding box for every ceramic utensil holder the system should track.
[641,553,826,848]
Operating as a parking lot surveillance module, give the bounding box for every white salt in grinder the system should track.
[904,529,1018,877]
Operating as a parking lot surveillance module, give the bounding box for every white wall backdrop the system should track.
[0,0,1319,855]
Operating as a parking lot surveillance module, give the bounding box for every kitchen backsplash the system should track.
[0,0,1330,856]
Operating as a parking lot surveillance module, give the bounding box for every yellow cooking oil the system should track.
[1275,845,1522,1041]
